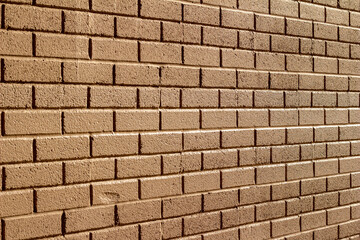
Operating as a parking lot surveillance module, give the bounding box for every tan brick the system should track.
[340,125,360,140]
[272,35,299,53]
[92,0,137,15]
[326,109,349,125]
[117,17,160,40]
[4,212,62,239]
[339,26,360,44]
[256,14,285,34]
[299,74,324,90]
[287,161,313,181]
[314,192,338,210]
[163,195,201,218]
[65,158,115,184]
[239,222,271,239]
[140,222,161,240]
[301,39,326,55]
[301,143,326,160]
[63,62,113,84]
[163,152,201,174]
[327,174,351,191]
[118,200,161,224]
[300,2,325,21]
[222,129,255,148]
[140,0,181,21]
[327,142,351,158]
[222,49,254,69]
[141,42,181,64]
[92,38,137,61]
[160,88,180,108]
[141,176,182,199]
[270,109,298,126]
[299,109,325,125]
[313,92,337,107]
[36,0,88,9]
[92,133,138,157]
[286,18,313,37]
[64,110,112,134]
[0,84,32,108]
[117,155,161,178]
[327,41,350,58]
[138,87,160,108]
[338,92,359,107]
[238,70,269,89]
[272,181,300,200]
[184,4,219,25]
[315,126,338,142]
[314,0,337,6]
[36,184,90,212]
[270,0,298,17]
[327,206,351,224]
[240,185,270,205]
[314,22,338,40]
[65,206,114,233]
[202,110,237,129]
[222,206,254,228]
[92,180,138,205]
[287,127,313,144]
[203,228,238,240]
[0,190,33,217]
[314,56,338,73]
[339,157,360,173]
[255,90,284,107]
[0,30,32,56]
[202,68,236,88]
[314,226,338,240]
[37,136,90,161]
[256,128,286,146]
[183,89,218,108]
[92,226,138,240]
[116,110,159,131]
[301,177,326,195]
[0,138,33,164]
[222,167,255,188]
[272,216,300,237]
[90,86,136,108]
[339,219,360,238]
[287,196,313,215]
[183,46,220,66]
[339,59,360,75]
[184,212,220,235]
[238,109,269,127]
[301,211,326,231]
[203,26,237,47]
[161,66,199,87]
[272,145,300,163]
[286,55,313,72]
[222,9,254,29]
[350,12,360,27]
[257,164,285,184]
[184,171,220,193]
[183,130,220,151]
[203,189,238,211]
[239,147,271,166]
[162,22,201,44]
[161,218,182,239]
[65,11,113,36]
[256,52,285,70]
[36,34,89,59]
[141,132,182,154]
[270,72,298,90]
[239,31,271,50]
[220,89,253,107]
[161,109,199,130]
[5,162,62,189]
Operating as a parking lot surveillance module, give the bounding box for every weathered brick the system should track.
[92,0,137,15]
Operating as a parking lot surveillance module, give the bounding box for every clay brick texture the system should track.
[0,0,359,239]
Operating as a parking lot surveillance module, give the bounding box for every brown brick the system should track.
[0,84,32,108]
[286,18,313,37]
[161,110,199,130]
[203,228,238,240]
[222,206,255,228]
[163,195,201,218]
[37,136,90,161]
[5,162,62,189]
[220,89,253,107]
[160,89,180,107]
[327,206,351,224]
[239,31,271,50]
[314,126,338,142]
[117,17,160,40]
[339,59,360,75]
[299,109,325,125]
[256,52,285,70]
[313,92,337,107]
[287,161,313,181]
[203,26,237,47]
[314,192,338,210]
[36,184,90,212]
[272,216,300,237]
[257,164,285,184]
[300,2,325,21]
[92,0,137,15]
[255,90,284,107]
[301,177,327,195]
[301,37,326,55]
[301,143,326,160]
[256,128,286,146]
[163,152,201,174]
[222,9,254,29]
[239,222,271,239]
[36,0,89,10]
[0,138,33,164]
[0,31,32,56]
[141,132,182,154]
[339,219,360,238]
[116,110,159,131]
[161,66,199,87]
[65,206,114,233]
[0,190,33,217]
[270,0,298,17]
[222,49,255,69]
[340,125,360,140]
[183,130,220,151]
[270,72,298,90]
[4,212,62,239]
[183,45,220,66]
[327,174,351,191]
[63,62,113,84]
[92,38,137,61]
[238,0,269,12]
[299,74,325,90]
[92,226,138,240]
[287,196,313,215]
[138,87,160,108]
[301,211,326,231]
[162,22,201,44]
[240,185,270,205]
[270,109,298,126]
[184,212,220,235]
[314,56,338,73]
[340,157,360,173]
[92,180,138,205]
[222,129,255,148]
[141,42,182,64]
[184,171,220,193]
[286,55,313,72]
[117,155,161,178]
[202,68,236,88]
[238,70,269,89]
[203,189,238,211]
[90,86,137,108]
[272,145,300,163]
[118,200,161,224]
[141,176,182,199]
[140,0,181,21]
[339,26,360,43]
[222,167,255,188]
[272,181,300,200]
[92,133,138,157]
[327,142,351,158]
[272,35,299,53]
[287,127,313,144]
[64,111,112,134]
[314,226,338,240]
[238,109,269,127]
[202,110,237,129]
[184,4,219,25]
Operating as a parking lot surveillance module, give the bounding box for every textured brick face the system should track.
[0,0,359,239]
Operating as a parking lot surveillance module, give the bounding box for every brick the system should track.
[286,55,313,72]
[65,158,115,184]
[254,90,284,107]
[339,0,360,10]
[301,143,326,160]
[118,200,161,224]
[325,75,349,90]
[326,109,348,124]
[256,128,286,146]
[339,157,360,173]
[314,0,337,6]
[272,216,300,237]
[287,161,313,181]
[184,171,220,193]
[350,12,360,27]
[339,188,360,205]
[117,155,161,178]
[286,18,313,37]
[162,152,201,174]
[162,22,201,44]
[351,44,360,59]
[327,206,351,224]
[314,56,338,73]
[220,89,253,107]
[37,136,90,161]
[92,180,138,205]
[65,206,114,233]
[222,206,254,228]
[92,38,137,61]
[287,196,313,215]
[64,11,113,36]
[270,73,298,90]
[141,176,182,199]
[270,0,298,17]
[163,195,201,218]
[272,181,300,200]
[256,52,285,70]
[314,22,338,40]
[161,110,199,130]
[183,130,220,151]
[238,0,269,13]
[314,192,338,210]
[4,212,62,239]
[222,9,254,29]
[270,109,298,126]
[64,110,112,134]
[36,0,89,10]
[202,110,237,129]
[5,162,62,189]
[203,228,238,240]
[338,92,359,107]
[222,49,254,69]
[92,133,138,157]
[257,164,285,184]
[141,42,181,64]
[0,30,32,56]
[4,59,61,83]
[117,17,160,40]
[300,2,325,21]
[183,46,220,66]
[0,84,32,108]
[239,147,271,166]
[183,212,221,236]
[222,167,255,188]
[238,70,269,89]
[340,125,360,140]
[0,138,33,164]
[160,89,180,108]
[201,68,236,88]
[5,110,61,135]
[141,132,182,154]
[90,86,136,108]
[313,92,337,107]
[140,0,181,21]
[301,177,326,195]
[183,4,219,25]
[92,226,138,240]
[161,218,182,239]
[116,110,159,131]
[272,35,299,53]
[327,142,351,158]
[0,190,33,217]
[63,62,113,84]
[161,66,199,87]
[339,59,360,75]
[239,31,271,50]
[301,211,326,231]
[239,222,271,239]
[240,185,270,205]
[35,85,87,108]
[272,145,300,163]
[299,74,325,90]
[36,34,89,59]
[301,38,326,55]
[238,109,269,127]
[314,126,338,142]
[314,226,338,240]
[256,14,285,34]
[5,5,61,32]
[327,174,351,191]
[92,0,137,15]
[203,26,237,47]
[203,189,238,211]
[340,26,360,44]
[140,222,162,240]
[287,127,313,144]
[36,184,90,212]
[222,129,254,148]
[138,87,160,108]
[299,109,325,125]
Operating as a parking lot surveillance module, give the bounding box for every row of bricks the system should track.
[2,0,359,16]
[1,60,360,89]
[0,141,358,183]
[1,84,360,110]
[0,109,360,135]
[1,30,360,73]
[0,152,359,189]
[0,195,359,239]
[1,3,360,44]
[0,125,359,162]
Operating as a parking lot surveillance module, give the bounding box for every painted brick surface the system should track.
[0,0,359,239]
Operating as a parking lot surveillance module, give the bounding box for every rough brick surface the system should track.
[0,0,359,239]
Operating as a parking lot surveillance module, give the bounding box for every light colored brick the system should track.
[238,0,269,13]
[184,171,220,193]
[202,68,236,88]
[92,133,138,157]
[161,66,199,87]
[183,130,220,151]
[222,9,254,29]
[63,62,113,84]
[116,110,159,131]
[0,30,32,56]
[203,26,237,47]
[222,167,255,188]
[0,138,33,164]
[92,180,138,205]
[256,52,285,70]
[163,22,201,44]
[141,132,182,154]
[117,155,161,178]
[36,0,89,9]
[256,128,286,146]
[183,46,220,66]
[161,109,199,130]
[202,110,237,129]
[92,0,137,15]
[163,195,201,218]
[117,200,161,224]
[141,42,181,64]
[92,38,137,61]
[117,16,160,40]
[0,190,33,217]
[141,176,182,199]
[184,4,219,25]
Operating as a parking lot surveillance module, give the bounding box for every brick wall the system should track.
[0,0,359,239]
